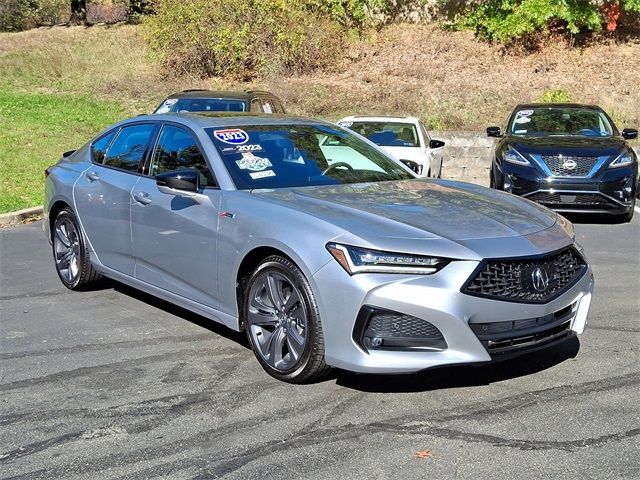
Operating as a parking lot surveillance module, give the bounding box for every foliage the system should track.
[459,0,640,43]
[541,89,572,103]
[147,0,324,78]
[0,0,39,31]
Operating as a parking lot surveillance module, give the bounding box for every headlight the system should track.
[326,243,449,275]
[502,146,530,166]
[609,151,634,168]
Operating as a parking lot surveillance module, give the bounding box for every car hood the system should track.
[504,135,627,157]
[251,180,558,243]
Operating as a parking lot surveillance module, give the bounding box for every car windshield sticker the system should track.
[213,128,249,145]
[262,103,273,114]
[338,121,353,128]
[516,109,534,117]
[515,116,531,124]
[236,152,272,171]
[156,98,178,114]
[221,144,263,155]
[249,170,276,179]
[514,129,527,134]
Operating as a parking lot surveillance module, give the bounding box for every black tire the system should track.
[243,255,331,383]
[52,208,103,290]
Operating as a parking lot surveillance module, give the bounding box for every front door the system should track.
[131,124,221,308]
[74,123,157,276]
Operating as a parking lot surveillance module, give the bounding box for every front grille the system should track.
[527,192,616,209]
[354,306,447,351]
[462,248,587,303]
[470,304,576,356]
[541,155,598,177]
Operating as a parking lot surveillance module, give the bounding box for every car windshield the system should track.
[207,124,414,190]
[155,98,247,114]
[340,121,419,147]
[509,107,615,137]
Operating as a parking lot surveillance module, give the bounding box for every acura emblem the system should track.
[562,159,577,170]
[531,267,550,292]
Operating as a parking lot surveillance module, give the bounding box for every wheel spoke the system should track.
[247,308,278,327]
[266,325,286,368]
[266,274,286,310]
[284,288,301,314]
[286,327,305,361]
[55,224,71,248]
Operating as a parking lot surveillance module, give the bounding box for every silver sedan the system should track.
[44,113,594,383]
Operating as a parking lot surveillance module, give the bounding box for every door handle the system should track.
[86,171,100,182]
[133,192,152,205]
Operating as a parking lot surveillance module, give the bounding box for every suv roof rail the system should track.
[245,89,271,95]
[181,89,210,93]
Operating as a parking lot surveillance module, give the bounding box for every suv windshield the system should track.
[509,107,615,137]
[343,122,419,147]
[155,98,247,114]
[207,124,413,190]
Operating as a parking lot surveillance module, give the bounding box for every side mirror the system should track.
[486,126,502,137]
[429,139,445,149]
[399,159,420,174]
[622,128,638,140]
[156,169,199,193]
[62,150,76,158]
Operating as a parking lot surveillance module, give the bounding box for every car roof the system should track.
[514,103,604,111]
[339,115,421,124]
[123,112,334,130]
[164,89,277,100]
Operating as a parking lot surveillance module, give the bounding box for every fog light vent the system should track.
[354,306,447,352]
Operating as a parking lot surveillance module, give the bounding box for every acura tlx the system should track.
[44,113,593,382]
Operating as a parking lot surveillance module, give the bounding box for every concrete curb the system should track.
[0,206,44,226]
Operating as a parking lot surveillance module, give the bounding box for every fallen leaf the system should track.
[414,449,434,459]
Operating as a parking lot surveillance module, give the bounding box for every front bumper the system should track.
[313,253,593,374]
[497,161,637,215]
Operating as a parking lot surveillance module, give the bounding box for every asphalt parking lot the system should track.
[1,212,639,480]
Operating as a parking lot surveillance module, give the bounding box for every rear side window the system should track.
[91,131,116,164]
[151,125,215,187]
[103,124,156,172]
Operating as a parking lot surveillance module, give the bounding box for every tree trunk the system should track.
[69,0,87,25]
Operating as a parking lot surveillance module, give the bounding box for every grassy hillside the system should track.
[1,23,639,212]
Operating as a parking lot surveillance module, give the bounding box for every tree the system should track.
[69,0,87,25]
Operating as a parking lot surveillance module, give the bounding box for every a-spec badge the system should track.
[213,128,249,145]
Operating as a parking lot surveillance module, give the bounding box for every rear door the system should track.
[74,123,157,276]
[130,123,221,308]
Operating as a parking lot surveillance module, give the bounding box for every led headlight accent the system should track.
[503,146,530,166]
[326,243,449,275]
[609,151,633,168]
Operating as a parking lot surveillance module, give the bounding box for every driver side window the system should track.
[150,125,215,187]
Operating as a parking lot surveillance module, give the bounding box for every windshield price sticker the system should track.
[337,121,353,128]
[236,152,272,171]
[249,170,276,179]
[213,128,249,145]
[516,109,534,117]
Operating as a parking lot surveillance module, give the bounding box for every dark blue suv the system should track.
[487,103,638,221]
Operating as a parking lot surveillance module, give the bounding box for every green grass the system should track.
[0,90,126,212]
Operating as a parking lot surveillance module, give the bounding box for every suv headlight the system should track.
[502,146,530,166]
[326,243,449,275]
[609,151,634,168]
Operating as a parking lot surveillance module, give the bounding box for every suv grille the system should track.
[527,192,615,208]
[541,155,598,177]
[462,248,587,303]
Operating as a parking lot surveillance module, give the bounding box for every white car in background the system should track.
[337,116,445,178]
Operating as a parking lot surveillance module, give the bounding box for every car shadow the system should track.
[331,337,580,393]
[102,280,579,392]
[109,280,251,350]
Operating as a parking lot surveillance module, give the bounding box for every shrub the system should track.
[145,0,386,78]
[541,89,572,103]
[0,0,39,31]
[459,0,640,44]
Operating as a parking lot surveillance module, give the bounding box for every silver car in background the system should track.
[44,113,594,383]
